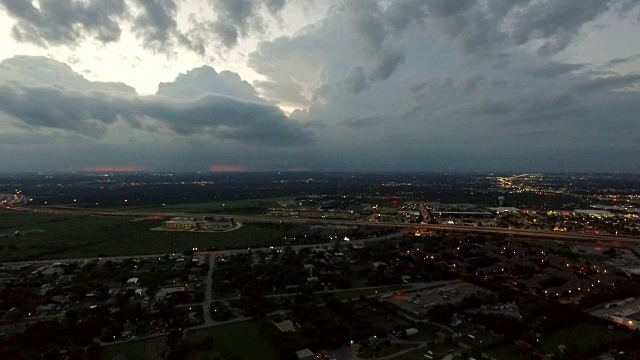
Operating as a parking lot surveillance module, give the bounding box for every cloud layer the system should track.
[1,0,640,172]
[0,56,313,146]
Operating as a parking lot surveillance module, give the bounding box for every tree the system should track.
[166,330,183,347]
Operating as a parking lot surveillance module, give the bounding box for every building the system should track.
[163,216,235,230]
[163,218,198,230]
[433,211,495,225]
[295,348,315,360]
[397,209,422,221]
[298,209,358,220]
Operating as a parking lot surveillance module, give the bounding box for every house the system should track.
[295,348,315,360]
[372,262,388,270]
[273,319,298,332]
[126,278,140,285]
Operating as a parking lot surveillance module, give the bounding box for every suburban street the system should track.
[202,254,215,326]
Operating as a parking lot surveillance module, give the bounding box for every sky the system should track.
[0,0,640,173]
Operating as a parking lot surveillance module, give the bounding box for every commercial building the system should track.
[432,211,495,225]
[163,216,235,230]
[591,298,640,330]
[298,209,358,220]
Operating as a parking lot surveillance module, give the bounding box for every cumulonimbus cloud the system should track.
[0,56,313,147]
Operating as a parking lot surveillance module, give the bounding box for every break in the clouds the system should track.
[1,0,640,172]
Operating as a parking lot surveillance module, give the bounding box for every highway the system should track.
[5,205,640,245]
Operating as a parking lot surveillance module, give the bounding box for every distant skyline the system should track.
[1,0,640,172]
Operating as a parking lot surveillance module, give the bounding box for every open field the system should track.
[358,343,415,358]
[99,335,166,360]
[487,322,635,359]
[0,210,290,261]
[332,285,412,301]
[386,343,455,360]
[537,322,633,355]
[100,321,279,360]
[132,197,293,214]
[187,321,280,360]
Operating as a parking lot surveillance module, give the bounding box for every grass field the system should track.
[358,343,415,359]
[537,322,633,355]
[0,210,290,261]
[332,285,412,301]
[391,344,455,360]
[100,321,279,360]
[187,321,280,360]
[486,343,521,360]
[99,335,166,360]
[488,322,635,359]
[134,197,293,214]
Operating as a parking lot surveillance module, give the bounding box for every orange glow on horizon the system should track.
[82,166,144,172]
[208,165,248,172]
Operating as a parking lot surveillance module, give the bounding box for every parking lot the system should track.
[382,282,492,315]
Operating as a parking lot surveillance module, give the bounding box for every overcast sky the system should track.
[1,0,639,173]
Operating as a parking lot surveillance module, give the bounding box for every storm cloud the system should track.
[1,0,640,172]
[0,56,313,146]
[0,0,127,46]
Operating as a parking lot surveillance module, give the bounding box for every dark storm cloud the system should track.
[131,0,179,53]
[136,95,313,146]
[211,18,240,48]
[207,0,288,49]
[131,0,213,56]
[425,0,473,17]
[0,83,313,146]
[0,56,313,147]
[428,0,640,57]
[344,0,424,89]
[0,0,126,46]
[337,0,628,91]
[0,0,213,55]
[510,0,611,56]
[343,66,370,94]
[209,0,287,48]
[341,115,384,129]
[570,73,640,95]
[526,63,585,78]
[605,54,640,67]
[0,86,130,138]
[264,0,286,15]
[368,51,405,82]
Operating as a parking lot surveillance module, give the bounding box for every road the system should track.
[6,204,640,245]
[1,253,185,267]
[202,254,215,326]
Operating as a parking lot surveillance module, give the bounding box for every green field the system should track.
[487,322,635,359]
[332,285,412,301]
[358,343,415,358]
[99,335,166,360]
[187,321,280,360]
[537,322,633,355]
[134,197,293,214]
[100,321,279,360]
[390,344,455,360]
[0,211,290,261]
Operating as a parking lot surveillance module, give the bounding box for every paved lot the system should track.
[384,282,491,315]
[590,298,640,319]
